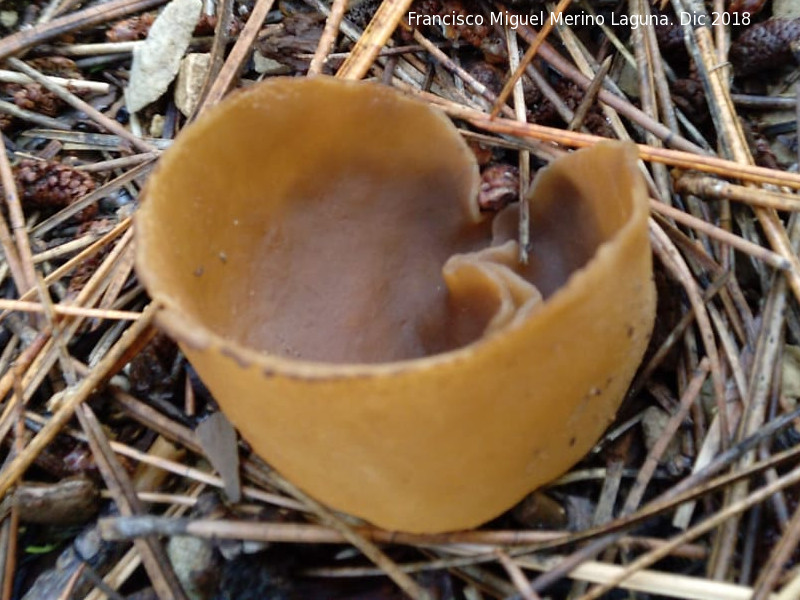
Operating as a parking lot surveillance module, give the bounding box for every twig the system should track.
[712,261,791,578]
[621,359,710,515]
[198,0,275,110]
[0,302,158,498]
[426,96,800,189]
[497,550,541,600]
[505,26,530,262]
[6,58,156,154]
[568,56,611,132]
[0,70,109,93]
[77,403,188,600]
[258,463,431,599]
[98,516,564,545]
[491,0,571,117]
[0,144,40,294]
[0,0,168,60]
[26,242,84,278]
[308,0,347,75]
[0,508,18,600]
[75,152,160,173]
[411,29,512,116]
[752,469,800,598]
[32,161,152,238]
[19,128,171,151]
[0,170,28,296]
[192,0,232,118]
[574,461,800,600]
[0,300,140,321]
[649,200,793,271]
[502,7,704,154]
[336,0,414,80]
[517,555,763,600]
[630,0,670,201]
[651,219,728,446]
[0,99,71,130]
[675,174,800,212]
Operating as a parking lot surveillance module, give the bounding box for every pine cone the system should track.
[467,61,505,96]
[66,249,106,297]
[532,79,615,138]
[27,56,82,79]
[730,18,800,76]
[7,83,62,117]
[672,75,708,124]
[13,159,96,214]
[654,19,685,56]
[347,0,381,30]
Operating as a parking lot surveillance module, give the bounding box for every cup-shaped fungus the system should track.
[135,77,655,533]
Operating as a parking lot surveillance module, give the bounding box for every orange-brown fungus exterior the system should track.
[136,77,656,533]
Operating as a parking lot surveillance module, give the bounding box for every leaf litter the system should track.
[2,0,800,598]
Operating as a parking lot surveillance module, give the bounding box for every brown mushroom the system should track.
[135,76,655,533]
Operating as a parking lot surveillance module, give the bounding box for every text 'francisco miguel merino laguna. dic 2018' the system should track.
[405,10,723,30]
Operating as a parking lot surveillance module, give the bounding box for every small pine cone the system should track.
[671,76,709,123]
[752,135,780,170]
[13,159,96,214]
[583,112,615,139]
[27,56,82,79]
[555,78,585,108]
[8,83,62,117]
[741,123,781,169]
[466,61,505,96]
[654,19,685,56]
[106,13,156,42]
[554,79,615,138]
[347,0,381,30]
[66,249,106,298]
[730,18,800,76]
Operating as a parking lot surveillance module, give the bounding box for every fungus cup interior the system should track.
[136,77,656,532]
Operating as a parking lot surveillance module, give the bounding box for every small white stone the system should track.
[150,114,165,137]
[175,53,211,117]
[0,11,19,28]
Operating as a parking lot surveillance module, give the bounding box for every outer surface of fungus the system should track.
[136,77,656,533]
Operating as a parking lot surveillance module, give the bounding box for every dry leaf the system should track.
[125,0,202,113]
[196,412,241,503]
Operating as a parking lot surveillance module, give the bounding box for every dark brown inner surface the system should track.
[238,169,495,361]
[142,81,619,364]
[158,175,603,364]
[493,178,605,298]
